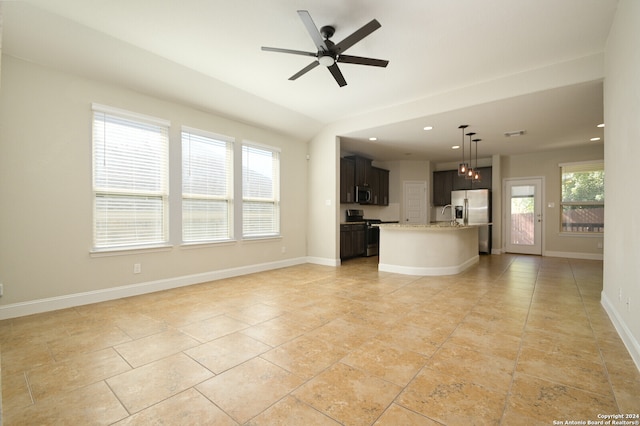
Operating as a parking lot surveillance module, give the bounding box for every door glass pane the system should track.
[510,185,535,245]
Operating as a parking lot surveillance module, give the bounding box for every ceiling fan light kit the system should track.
[261,10,389,87]
[318,55,335,67]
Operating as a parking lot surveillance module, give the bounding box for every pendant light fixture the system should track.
[473,139,481,181]
[457,125,469,176]
[465,132,475,180]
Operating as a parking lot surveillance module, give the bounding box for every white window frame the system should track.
[91,104,170,251]
[559,160,604,234]
[181,127,234,244]
[242,142,280,239]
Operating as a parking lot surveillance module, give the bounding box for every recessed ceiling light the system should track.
[423,126,433,131]
[369,137,377,141]
[597,123,605,128]
[590,137,601,141]
[451,145,460,150]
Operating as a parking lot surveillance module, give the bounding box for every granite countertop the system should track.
[378,223,476,231]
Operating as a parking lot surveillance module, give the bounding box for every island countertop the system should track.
[377,223,476,231]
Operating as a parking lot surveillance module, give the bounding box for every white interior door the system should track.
[505,178,543,255]
[403,181,427,224]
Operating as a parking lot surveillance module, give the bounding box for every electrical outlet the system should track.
[619,288,623,302]
[0,283,3,297]
[133,263,141,274]
[281,246,286,254]
[597,242,603,249]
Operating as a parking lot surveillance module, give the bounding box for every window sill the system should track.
[180,240,237,249]
[90,244,173,257]
[242,235,282,243]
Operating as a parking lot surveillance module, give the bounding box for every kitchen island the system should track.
[378,223,479,276]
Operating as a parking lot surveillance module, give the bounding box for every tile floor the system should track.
[1,254,639,425]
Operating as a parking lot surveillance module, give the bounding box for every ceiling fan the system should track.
[261,10,389,87]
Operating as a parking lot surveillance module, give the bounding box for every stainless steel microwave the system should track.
[355,186,372,204]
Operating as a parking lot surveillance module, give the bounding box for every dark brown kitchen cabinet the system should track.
[369,166,390,205]
[433,170,455,206]
[452,170,471,190]
[459,166,492,190]
[341,155,389,205]
[369,166,380,204]
[433,167,492,205]
[340,223,365,259]
[350,156,372,187]
[340,157,355,203]
[475,166,492,189]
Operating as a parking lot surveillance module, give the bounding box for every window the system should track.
[242,143,280,238]
[560,161,604,233]
[92,105,169,249]
[182,128,234,243]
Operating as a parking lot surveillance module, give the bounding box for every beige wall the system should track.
[501,144,604,257]
[602,0,640,369]
[306,131,339,265]
[0,56,308,309]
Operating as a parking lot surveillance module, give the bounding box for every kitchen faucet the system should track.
[441,204,456,226]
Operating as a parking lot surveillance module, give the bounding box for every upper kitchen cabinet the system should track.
[376,167,389,206]
[340,157,355,203]
[349,156,372,187]
[433,170,455,206]
[462,167,491,190]
[341,155,389,205]
[433,167,492,205]
[476,166,492,189]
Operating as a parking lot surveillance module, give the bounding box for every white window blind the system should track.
[182,128,234,242]
[242,143,280,237]
[92,106,169,249]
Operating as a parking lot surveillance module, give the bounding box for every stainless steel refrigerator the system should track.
[451,189,492,254]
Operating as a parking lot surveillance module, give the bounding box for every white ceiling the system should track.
[1,0,617,162]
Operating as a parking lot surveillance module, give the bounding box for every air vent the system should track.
[504,130,526,137]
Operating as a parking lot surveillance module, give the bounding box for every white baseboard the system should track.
[491,248,503,255]
[0,257,308,320]
[378,255,479,276]
[544,250,603,260]
[306,256,340,267]
[601,292,640,372]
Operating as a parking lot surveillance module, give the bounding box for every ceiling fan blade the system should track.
[334,19,381,54]
[327,63,347,87]
[289,61,320,80]
[261,46,317,57]
[338,55,389,67]
[297,10,328,52]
